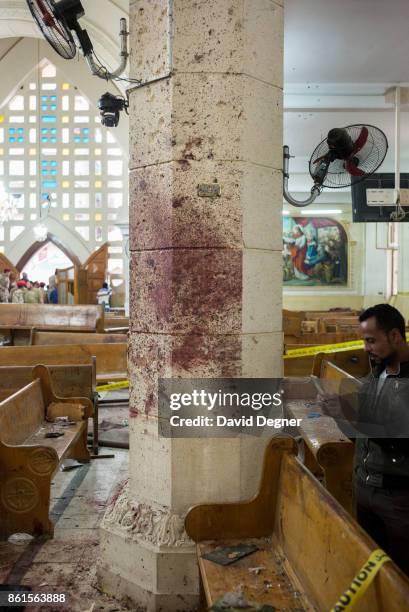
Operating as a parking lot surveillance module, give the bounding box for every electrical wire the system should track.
[390,203,407,221]
[90,50,141,84]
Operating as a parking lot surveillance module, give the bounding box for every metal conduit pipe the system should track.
[85,18,129,80]
[283,145,322,207]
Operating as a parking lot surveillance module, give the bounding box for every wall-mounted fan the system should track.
[26,0,129,81]
[283,124,388,207]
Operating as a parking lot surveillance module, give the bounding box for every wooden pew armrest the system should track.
[185,437,297,542]
[0,440,59,473]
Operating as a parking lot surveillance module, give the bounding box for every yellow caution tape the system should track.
[96,380,129,392]
[284,340,364,358]
[330,548,391,611]
[285,331,409,359]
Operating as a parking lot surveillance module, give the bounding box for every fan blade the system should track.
[313,154,327,165]
[37,0,66,37]
[351,126,369,154]
[345,160,366,176]
[37,0,55,26]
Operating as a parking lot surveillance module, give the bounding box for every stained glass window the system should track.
[0,57,127,264]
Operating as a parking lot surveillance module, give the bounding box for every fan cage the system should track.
[309,124,388,189]
[26,0,77,60]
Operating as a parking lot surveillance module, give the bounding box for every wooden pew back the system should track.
[305,309,358,320]
[285,346,368,377]
[285,330,362,347]
[31,331,127,345]
[312,348,369,378]
[0,365,95,402]
[0,380,44,445]
[0,303,104,332]
[104,315,129,332]
[0,344,127,381]
[283,309,305,337]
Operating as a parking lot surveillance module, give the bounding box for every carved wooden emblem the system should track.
[1,478,39,513]
[29,448,57,476]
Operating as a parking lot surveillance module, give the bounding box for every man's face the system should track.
[360,316,398,363]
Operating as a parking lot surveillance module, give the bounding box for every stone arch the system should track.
[7,216,91,268]
[16,233,81,271]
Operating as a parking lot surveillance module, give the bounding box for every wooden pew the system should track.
[312,348,369,378]
[0,304,105,345]
[284,345,369,377]
[285,362,361,513]
[31,331,127,345]
[285,330,362,348]
[185,437,409,611]
[0,365,93,539]
[104,316,128,327]
[283,309,305,338]
[0,364,99,455]
[0,303,105,332]
[305,309,358,320]
[104,315,129,333]
[322,316,361,333]
[0,344,127,383]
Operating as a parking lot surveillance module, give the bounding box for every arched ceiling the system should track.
[0,2,129,147]
[0,1,129,88]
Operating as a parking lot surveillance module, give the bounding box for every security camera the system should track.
[98,92,128,127]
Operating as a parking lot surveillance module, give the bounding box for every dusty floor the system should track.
[0,402,132,612]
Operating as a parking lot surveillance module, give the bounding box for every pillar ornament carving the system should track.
[102,480,190,548]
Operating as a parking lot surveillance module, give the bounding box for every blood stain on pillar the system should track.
[181,137,203,160]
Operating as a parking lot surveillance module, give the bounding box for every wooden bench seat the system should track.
[197,536,304,609]
[0,366,93,539]
[0,364,99,454]
[185,437,409,611]
[0,343,127,383]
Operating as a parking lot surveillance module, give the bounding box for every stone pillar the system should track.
[98,1,284,609]
[116,222,130,316]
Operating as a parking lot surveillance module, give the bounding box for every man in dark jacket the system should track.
[353,304,409,575]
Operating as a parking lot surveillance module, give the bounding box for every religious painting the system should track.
[283,217,348,286]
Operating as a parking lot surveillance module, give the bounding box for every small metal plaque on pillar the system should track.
[197,183,221,198]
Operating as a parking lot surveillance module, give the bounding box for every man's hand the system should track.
[316,392,342,418]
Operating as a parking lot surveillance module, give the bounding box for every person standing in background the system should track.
[0,273,9,303]
[24,281,40,304]
[39,282,47,304]
[12,280,26,304]
[49,284,58,304]
[96,282,112,312]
